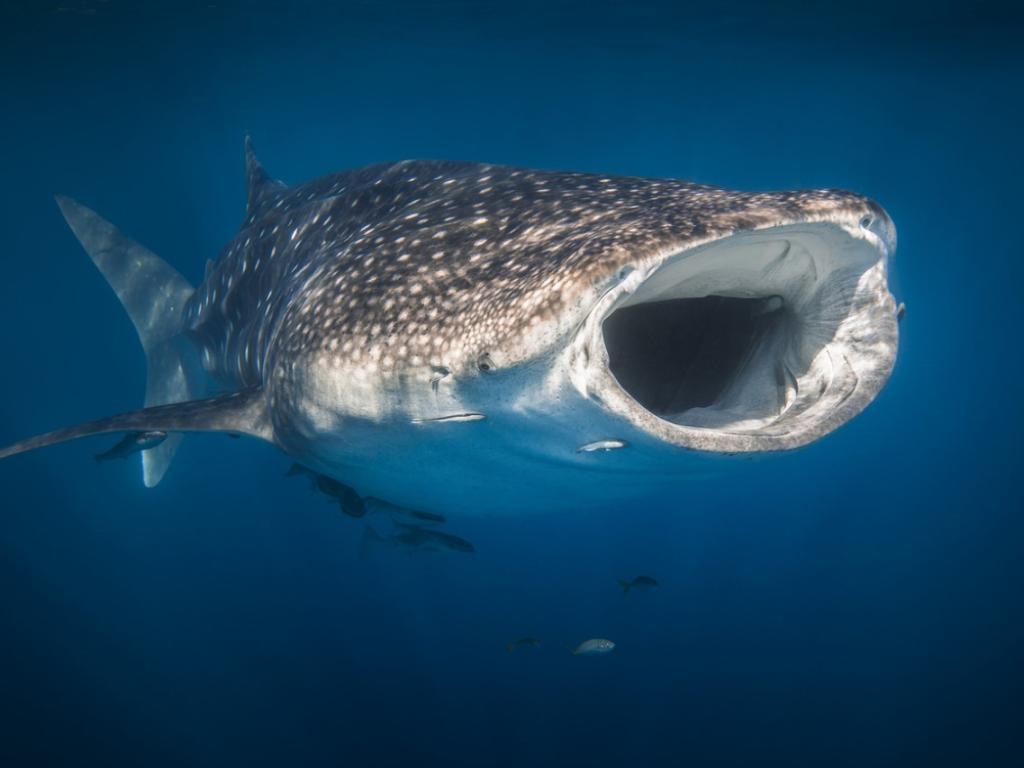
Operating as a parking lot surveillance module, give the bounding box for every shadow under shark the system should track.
[0,139,899,514]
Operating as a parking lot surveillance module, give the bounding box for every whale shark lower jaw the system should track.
[570,216,898,453]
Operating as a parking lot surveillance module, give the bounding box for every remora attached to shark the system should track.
[0,139,899,514]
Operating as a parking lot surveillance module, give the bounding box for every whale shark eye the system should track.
[859,214,873,229]
[477,353,494,372]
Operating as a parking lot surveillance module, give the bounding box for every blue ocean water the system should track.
[1,1,1022,765]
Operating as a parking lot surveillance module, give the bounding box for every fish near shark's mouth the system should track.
[576,216,899,452]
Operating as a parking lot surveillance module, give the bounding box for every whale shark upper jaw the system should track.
[572,213,898,453]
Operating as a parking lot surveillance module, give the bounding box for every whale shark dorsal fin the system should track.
[0,389,272,463]
[244,135,288,223]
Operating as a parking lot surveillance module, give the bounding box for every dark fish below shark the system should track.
[286,462,365,517]
[363,496,445,525]
[288,462,445,524]
[506,638,541,653]
[0,138,900,515]
[362,523,475,554]
[619,575,658,594]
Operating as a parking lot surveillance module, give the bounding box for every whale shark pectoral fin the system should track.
[0,388,271,463]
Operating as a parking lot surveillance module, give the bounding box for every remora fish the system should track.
[286,463,365,518]
[363,496,445,525]
[0,138,900,514]
[93,430,167,463]
[362,523,476,554]
[506,638,541,653]
[619,575,658,595]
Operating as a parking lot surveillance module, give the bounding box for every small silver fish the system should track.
[571,638,615,655]
[576,439,628,453]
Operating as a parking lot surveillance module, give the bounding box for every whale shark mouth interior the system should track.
[604,294,790,417]
[596,224,897,450]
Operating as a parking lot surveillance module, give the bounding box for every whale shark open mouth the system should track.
[587,221,898,452]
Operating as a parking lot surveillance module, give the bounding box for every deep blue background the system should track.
[1,1,1022,765]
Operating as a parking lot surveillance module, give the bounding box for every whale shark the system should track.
[0,139,899,514]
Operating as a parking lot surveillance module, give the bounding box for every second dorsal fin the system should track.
[244,135,288,223]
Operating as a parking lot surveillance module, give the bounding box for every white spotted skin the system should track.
[177,158,896,515]
[185,160,887,390]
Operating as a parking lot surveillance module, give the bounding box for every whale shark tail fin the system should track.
[55,195,204,487]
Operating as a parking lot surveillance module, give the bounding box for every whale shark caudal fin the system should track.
[0,389,271,463]
[54,196,205,486]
